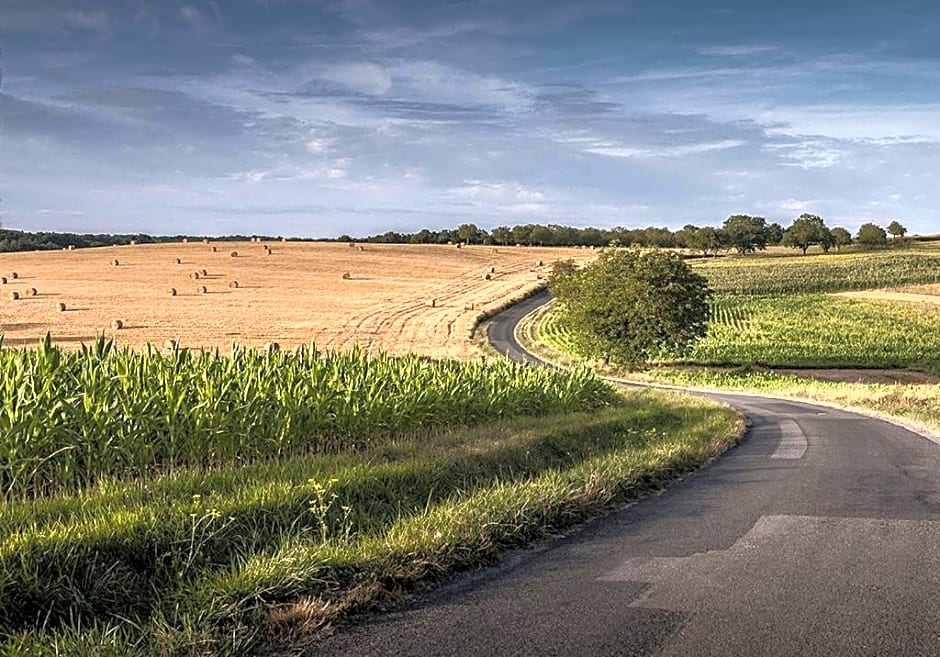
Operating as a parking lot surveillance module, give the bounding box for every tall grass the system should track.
[0,336,611,499]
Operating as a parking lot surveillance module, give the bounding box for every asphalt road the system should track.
[312,295,940,657]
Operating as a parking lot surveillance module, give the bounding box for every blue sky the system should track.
[3,0,939,237]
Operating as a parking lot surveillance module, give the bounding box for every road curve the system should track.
[312,296,940,657]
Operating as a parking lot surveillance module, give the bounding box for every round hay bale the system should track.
[182,238,189,244]
[111,319,123,330]
[111,259,120,266]
[164,339,179,349]
[191,271,200,280]
[229,280,239,289]
[426,299,437,307]
[9,272,17,279]
[230,251,238,257]
[203,238,209,244]
[488,266,495,273]
[483,273,492,280]
[455,243,462,249]
[464,302,476,310]
[68,245,75,251]
[265,342,280,353]
[57,302,66,312]
[175,258,182,264]
[201,269,208,276]
[26,288,37,297]
[536,260,544,267]
[9,291,19,301]
[281,237,287,243]
[341,272,351,280]
[197,285,207,294]
[168,287,177,296]
[535,273,544,280]
[0,277,6,285]
[265,249,272,256]
[357,245,365,251]
[348,242,356,248]
[211,246,218,253]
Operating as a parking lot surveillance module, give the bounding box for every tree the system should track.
[490,226,512,246]
[456,223,484,244]
[830,227,852,251]
[856,223,888,247]
[549,249,712,368]
[886,220,907,240]
[722,214,769,254]
[782,214,830,255]
[766,222,785,245]
[687,226,722,256]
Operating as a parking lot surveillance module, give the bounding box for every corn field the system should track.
[0,336,611,499]
[693,252,940,295]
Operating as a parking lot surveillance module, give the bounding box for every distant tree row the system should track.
[0,217,913,255]
[349,216,911,256]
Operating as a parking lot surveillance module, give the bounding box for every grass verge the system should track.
[1,390,742,656]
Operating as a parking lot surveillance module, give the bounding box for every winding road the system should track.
[313,293,940,656]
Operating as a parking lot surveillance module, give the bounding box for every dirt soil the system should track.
[775,368,940,385]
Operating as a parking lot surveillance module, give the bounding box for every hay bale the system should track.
[535,260,544,267]
[168,287,177,296]
[175,258,182,264]
[191,271,201,280]
[197,285,208,294]
[483,273,492,280]
[265,342,280,353]
[357,245,365,251]
[201,269,208,276]
[129,240,137,246]
[203,238,209,244]
[164,339,179,349]
[26,288,37,297]
[111,259,120,266]
[426,299,437,307]
[535,273,544,280]
[211,246,218,253]
[9,272,17,279]
[488,266,495,273]
[68,245,75,251]
[230,251,238,257]
[57,302,66,312]
[229,281,239,289]
[9,291,19,301]
[341,272,351,280]
[281,237,287,243]
[464,302,475,310]
[0,277,6,285]
[348,242,356,248]
[182,238,189,244]
[455,243,462,249]
[111,319,124,330]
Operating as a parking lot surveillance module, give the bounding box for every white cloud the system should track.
[584,139,745,159]
[321,62,392,96]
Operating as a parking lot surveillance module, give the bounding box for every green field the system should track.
[528,245,940,436]
[0,338,741,655]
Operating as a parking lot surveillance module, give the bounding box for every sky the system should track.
[3,0,940,238]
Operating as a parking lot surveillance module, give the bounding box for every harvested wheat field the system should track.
[0,241,593,359]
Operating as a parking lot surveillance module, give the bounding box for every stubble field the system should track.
[0,241,592,359]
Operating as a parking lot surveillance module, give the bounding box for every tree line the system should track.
[348,216,911,256]
[0,217,914,255]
